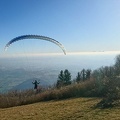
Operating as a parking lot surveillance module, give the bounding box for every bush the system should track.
[96,77,120,108]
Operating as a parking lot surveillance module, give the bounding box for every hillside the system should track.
[0,98,120,120]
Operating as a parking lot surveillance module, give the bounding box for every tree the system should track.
[56,69,71,88]
[75,69,91,83]
[58,70,64,81]
[86,69,91,80]
[81,69,86,81]
[64,69,71,85]
[76,72,81,83]
[114,55,120,76]
[56,70,64,88]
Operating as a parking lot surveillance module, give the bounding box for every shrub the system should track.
[0,79,97,108]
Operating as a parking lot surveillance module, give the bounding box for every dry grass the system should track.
[0,97,120,120]
[0,79,97,108]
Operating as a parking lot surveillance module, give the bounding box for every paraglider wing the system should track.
[5,35,66,55]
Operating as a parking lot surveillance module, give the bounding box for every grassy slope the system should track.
[0,98,120,120]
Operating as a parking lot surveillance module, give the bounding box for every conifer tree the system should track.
[81,69,86,81]
[64,69,71,85]
[56,69,71,88]
[76,72,81,83]
[86,69,91,80]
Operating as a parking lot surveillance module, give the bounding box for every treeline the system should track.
[56,69,91,88]
[55,55,120,108]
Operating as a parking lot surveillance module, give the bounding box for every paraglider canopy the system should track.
[4,35,66,55]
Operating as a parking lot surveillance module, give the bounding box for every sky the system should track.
[0,0,120,56]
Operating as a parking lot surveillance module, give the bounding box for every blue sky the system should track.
[0,0,120,56]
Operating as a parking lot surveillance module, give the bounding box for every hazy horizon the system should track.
[0,53,119,93]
